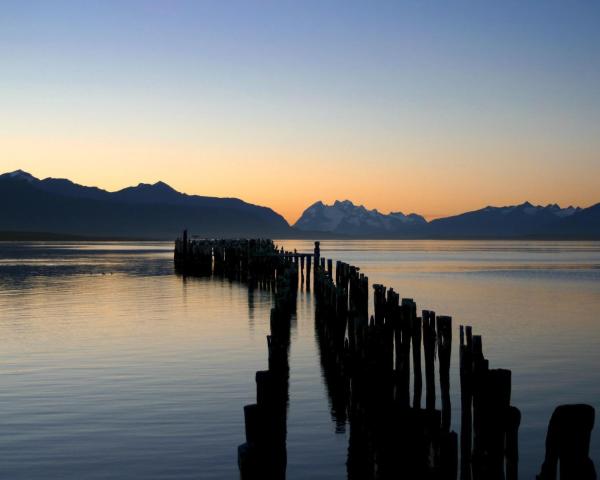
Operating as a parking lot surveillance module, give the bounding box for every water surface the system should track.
[1,240,599,478]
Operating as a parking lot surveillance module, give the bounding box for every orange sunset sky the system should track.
[2,2,599,223]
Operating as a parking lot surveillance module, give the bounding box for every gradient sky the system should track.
[1,1,599,222]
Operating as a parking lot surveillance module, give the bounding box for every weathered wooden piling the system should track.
[373,284,386,325]
[423,310,437,410]
[384,288,398,376]
[506,405,521,480]
[459,326,522,480]
[313,241,320,285]
[173,233,596,479]
[437,315,452,432]
[412,314,423,409]
[537,404,596,480]
[396,298,414,408]
[208,239,298,480]
[460,325,474,480]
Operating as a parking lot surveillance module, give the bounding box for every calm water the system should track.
[0,240,599,479]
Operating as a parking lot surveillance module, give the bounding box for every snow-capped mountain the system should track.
[293,199,598,238]
[294,200,426,236]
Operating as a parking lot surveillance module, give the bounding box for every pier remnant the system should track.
[173,233,596,479]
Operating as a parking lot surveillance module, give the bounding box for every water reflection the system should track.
[283,239,600,478]
[1,241,599,478]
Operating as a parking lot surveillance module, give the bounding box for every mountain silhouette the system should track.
[0,170,291,239]
[294,200,599,239]
[426,202,587,238]
[2,171,598,239]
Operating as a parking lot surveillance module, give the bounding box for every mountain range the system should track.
[294,200,600,239]
[0,170,598,239]
[294,200,427,236]
[0,170,290,239]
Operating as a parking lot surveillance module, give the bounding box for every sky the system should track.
[1,1,599,223]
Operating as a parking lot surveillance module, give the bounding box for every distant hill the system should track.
[294,200,600,239]
[427,202,586,239]
[548,202,600,238]
[0,170,292,239]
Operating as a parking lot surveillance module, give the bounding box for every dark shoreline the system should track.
[0,231,157,242]
[2,230,600,242]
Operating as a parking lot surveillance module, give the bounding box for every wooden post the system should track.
[313,241,320,285]
[460,325,474,480]
[437,315,452,432]
[440,431,459,480]
[385,288,398,375]
[244,403,260,445]
[537,404,596,480]
[373,284,386,326]
[396,298,414,408]
[412,315,423,409]
[423,310,437,410]
[506,406,521,480]
[172,237,537,480]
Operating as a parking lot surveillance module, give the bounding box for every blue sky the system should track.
[1,1,599,221]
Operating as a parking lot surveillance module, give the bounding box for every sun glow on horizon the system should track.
[2,1,599,224]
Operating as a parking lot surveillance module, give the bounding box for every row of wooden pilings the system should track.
[311,242,518,479]
[174,230,313,291]
[173,234,597,480]
[173,232,304,479]
[310,241,596,480]
[174,232,301,478]
[314,244,474,480]
[237,251,298,479]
